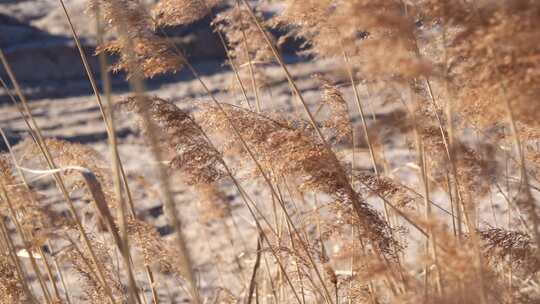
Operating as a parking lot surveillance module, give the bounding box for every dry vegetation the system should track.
[1,0,540,303]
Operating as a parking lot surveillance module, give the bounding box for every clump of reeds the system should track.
[197,103,397,257]
[2,0,540,302]
[120,96,238,266]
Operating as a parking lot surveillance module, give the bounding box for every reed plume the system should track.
[0,155,52,243]
[120,96,226,184]
[315,75,353,144]
[21,138,116,211]
[90,0,185,78]
[198,103,397,256]
[126,217,190,278]
[275,0,430,80]
[355,171,415,209]
[59,237,125,303]
[213,5,274,68]
[153,0,221,27]
[480,228,540,274]
[421,1,540,141]
[212,3,275,98]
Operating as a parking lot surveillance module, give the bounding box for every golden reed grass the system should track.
[0,0,540,303]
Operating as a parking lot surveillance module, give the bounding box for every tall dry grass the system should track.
[1,0,540,303]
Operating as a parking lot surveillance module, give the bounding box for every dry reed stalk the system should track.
[94,4,160,299]
[246,234,262,304]
[342,50,379,175]
[53,3,158,299]
[233,0,264,112]
[88,1,201,302]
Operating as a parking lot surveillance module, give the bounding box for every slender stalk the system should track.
[234,0,263,112]
[56,5,142,303]
[246,233,262,304]
[38,246,62,301]
[103,1,201,300]
[503,97,540,251]
[418,141,443,296]
[342,50,378,174]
